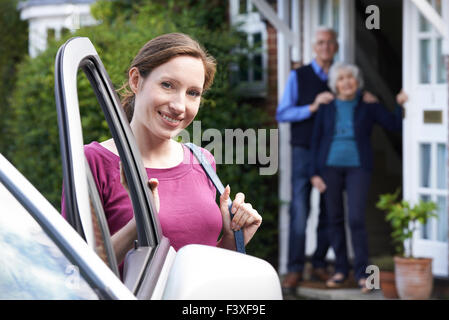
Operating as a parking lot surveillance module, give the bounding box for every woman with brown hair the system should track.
[62,33,262,274]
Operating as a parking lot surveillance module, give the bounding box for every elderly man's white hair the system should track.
[313,26,338,44]
[328,62,364,94]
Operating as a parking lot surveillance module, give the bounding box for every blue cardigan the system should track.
[310,97,403,177]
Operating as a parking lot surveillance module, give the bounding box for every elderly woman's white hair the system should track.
[328,62,364,94]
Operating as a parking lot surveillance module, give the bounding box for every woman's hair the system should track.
[120,33,217,122]
[327,62,364,94]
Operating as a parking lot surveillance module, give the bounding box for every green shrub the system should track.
[8,0,278,264]
[0,0,28,156]
[376,188,437,258]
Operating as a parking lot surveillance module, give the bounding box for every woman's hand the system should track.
[362,91,378,103]
[219,185,262,247]
[113,162,160,265]
[396,89,408,106]
[311,175,327,193]
[120,161,160,213]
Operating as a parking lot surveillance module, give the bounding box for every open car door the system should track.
[55,37,169,298]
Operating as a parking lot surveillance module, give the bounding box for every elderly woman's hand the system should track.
[219,185,262,247]
[396,89,408,106]
[311,175,327,193]
[362,91,378,103]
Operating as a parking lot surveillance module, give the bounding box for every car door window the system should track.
[0,182,99,300]
[55,37,168,298]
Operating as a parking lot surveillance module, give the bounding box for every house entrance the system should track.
[355,0,403,258]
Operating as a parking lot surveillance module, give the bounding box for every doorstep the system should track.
[280,262,388,300]
[281,276,388,300]
[295,286,386,300]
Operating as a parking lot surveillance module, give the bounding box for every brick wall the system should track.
[266,21,278,120]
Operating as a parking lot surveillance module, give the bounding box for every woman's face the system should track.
[130,55,205,141]
[335,68,358,100]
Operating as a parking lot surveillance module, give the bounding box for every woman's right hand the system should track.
[311,175,327,193]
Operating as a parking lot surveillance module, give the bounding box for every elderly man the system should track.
[276,27,376,291]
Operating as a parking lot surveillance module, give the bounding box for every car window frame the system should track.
[54,37,167,297]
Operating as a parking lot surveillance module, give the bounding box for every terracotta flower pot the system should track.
[394,256,433,300]
[379,271,399,299]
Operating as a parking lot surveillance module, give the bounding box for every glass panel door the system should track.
[403,0,448,276]
[419,142,447,243]
[417,0,447,85]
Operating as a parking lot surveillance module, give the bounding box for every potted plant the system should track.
[376,188,438,300]
[371,255,398,299]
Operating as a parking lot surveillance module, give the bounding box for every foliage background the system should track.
[0,0,28,157]
[4,0,279,266]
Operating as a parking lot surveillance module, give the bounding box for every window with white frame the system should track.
[230,0,267,97]
[419,142,448,243]
[418,0,447,85]
[416,0,448,244]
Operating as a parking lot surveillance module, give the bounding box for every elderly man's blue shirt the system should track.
[276,59,329,122]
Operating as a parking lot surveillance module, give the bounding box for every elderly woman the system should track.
[309,62,408,292]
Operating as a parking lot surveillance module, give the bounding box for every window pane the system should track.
[419,39,431,84]
[332,0,340,33]
[239,55,249,82]
[436,38,447,84]
[0,184,98,299]
[419,0,432,32]
[419,14,431,32]
[319,0,329,26]
[251,2,258,13]
[239,0,247,14]
[437,143,447,189]
[437,196,448,242]
[253,54,263,81]
[420,143,431,188]
[253,32,262,48]
[435,0,442,14]
[420,194,432,239]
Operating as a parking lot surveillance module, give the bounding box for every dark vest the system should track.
[290,64,330,148]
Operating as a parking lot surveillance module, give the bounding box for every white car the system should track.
[0,37,282,300]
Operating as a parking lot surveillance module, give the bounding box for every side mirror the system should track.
[162,245,282,299]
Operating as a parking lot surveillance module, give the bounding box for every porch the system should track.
[236,0,449,278]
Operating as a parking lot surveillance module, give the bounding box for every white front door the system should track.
[403,0,448,277]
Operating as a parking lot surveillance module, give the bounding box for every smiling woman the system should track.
[61,33,262,276]
[128,55,205,154]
